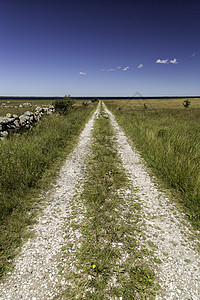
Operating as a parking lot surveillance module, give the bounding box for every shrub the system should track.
[144,103,148,110]
[182,99,191,108]
[91,98,99,103]
[54,95,74,114]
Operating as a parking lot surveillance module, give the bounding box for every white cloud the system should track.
[170,58,178,64]
[137,64,143,69]
[190,53,195,57]
[117,66,121,69]
[156,59,169,64]
[79,72,86,75]
[123,66,130,71]
[107,68,115,72]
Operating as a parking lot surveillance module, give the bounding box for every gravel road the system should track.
[0,103,199,299]
[0,106,100,299]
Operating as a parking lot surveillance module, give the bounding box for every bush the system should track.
[182,99,191,108]
[91,98,99,103]
[54,95,74,114]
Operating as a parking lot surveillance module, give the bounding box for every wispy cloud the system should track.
[156,59,169,64]
[123,66,130,71]
[170,58,178,64]
[190,53,195,57]
[101,68,115,72]
[137,64,143,69]
[102,66,130,72]
[79,72,86,75]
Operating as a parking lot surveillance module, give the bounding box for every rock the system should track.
[13,120,20,128]
[24,111,34,117]
[0,119,8,131]
[21,102,32,107]
[0,131,8,138]
[0,105,55,138]
[19,115,29,126]
[25,124,31,129]
[6,113,13,118]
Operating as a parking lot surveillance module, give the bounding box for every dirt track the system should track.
[0,103,199,299]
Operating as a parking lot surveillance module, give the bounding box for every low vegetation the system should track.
[54,95,74,115]
[0,103,96,278]
[105,99,200,229]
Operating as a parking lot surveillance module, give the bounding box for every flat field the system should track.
[105,98,200,228]
[0,99,53,116]
[0,99,86,116]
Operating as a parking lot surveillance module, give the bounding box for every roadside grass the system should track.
[62,103,158,299]
[105,99,200,229]
[0,104,96,278]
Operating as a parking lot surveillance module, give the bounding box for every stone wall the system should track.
[0,106,55,140]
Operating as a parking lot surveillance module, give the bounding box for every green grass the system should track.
[105,99,200,229]
[0,99,54,116]
[0,98,86,116]
[0,104,97,278]
[61,103,158,299]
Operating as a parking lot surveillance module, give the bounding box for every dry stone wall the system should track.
[0,106,55,140]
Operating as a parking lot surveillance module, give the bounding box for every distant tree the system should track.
[182,99,191,108]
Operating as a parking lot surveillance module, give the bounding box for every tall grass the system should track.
[105,100,200,229]
[0,105,96,277]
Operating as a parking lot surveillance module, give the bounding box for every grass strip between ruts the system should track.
[62,103,159,299]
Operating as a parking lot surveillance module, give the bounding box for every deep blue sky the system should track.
[0,0,200,96]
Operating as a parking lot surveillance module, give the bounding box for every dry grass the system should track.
[105,98,200,110]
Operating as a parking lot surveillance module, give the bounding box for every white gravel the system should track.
[105,105,200,300]
[0,106,99,300]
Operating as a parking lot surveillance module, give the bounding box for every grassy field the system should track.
[0,99,88,116]
[0,99,53,116]
[105,98,200,229]
[0,103,97,278]
[108,98,200,110]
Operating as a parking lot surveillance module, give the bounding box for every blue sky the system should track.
[0,0,200,96]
